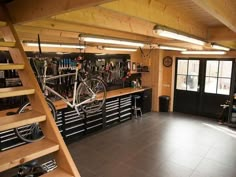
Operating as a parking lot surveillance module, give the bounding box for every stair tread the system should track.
[0,86,35,98]
[0,41,16,47]
[0,111,46,131]
[42,168,74,177]
[0,21,7,27]
[0,63,24,70]
[0,139,59,172]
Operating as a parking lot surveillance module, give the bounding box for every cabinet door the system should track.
[142,89,152,114]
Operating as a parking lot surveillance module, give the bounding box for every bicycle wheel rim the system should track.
[77,78,106,114]
[15,102,44,143]
[15,99,57,143]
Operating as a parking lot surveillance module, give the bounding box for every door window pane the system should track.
[177,60,188,74]
[188,60,199,76]
[187,76,198,91]
[205,77,217,93]
[217,78,231,95]
[206,61,218,77]
[176,75,186,90]
[219,61,232,77]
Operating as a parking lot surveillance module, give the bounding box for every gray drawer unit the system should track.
[0,129,26,151]
[55,111,64,134]
[63,109,85,139]
[120,95,132,122]
[0,90,148,149]
[85,108,103,133]
[105,98,120,126]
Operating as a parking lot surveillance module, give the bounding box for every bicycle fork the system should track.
[75,106,80,116]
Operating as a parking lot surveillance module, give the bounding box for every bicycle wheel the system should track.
[15,98,57,143]
[76,77,106,114]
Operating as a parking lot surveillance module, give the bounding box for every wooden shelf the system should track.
[0,111,46,131]
[0,139,59,172]
[0,21,7,27]
[0,41,16,48]
[0,64,24,70]
[0,86,35,98]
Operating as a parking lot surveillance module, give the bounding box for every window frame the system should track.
[204,60,232,95]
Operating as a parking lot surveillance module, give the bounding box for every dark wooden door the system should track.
[174,58,233,118]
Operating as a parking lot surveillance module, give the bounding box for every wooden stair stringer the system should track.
[0,5,80,177]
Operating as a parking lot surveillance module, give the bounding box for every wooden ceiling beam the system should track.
[17,32,80,44]
[100,0,207,39]
[192,0,236,33]
[208,26,236,41]
[50,7,157,38]
[5,0,115,24]
[22,45,134,54]
[15,25,80,39]
[24,19,156,43]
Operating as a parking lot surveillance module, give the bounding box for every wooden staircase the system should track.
[0,5,80,177]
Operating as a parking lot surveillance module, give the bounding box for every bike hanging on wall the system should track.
[15,35,107,143]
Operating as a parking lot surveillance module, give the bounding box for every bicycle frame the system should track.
[41,60,96,114]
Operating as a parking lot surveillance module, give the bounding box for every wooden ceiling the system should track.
[1,0,236,53]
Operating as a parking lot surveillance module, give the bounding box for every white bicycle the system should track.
[15,59,106,142]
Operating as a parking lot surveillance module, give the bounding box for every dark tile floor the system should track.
[68,112,236,177]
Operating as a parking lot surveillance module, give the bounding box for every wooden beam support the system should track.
[0,21,7,27]
[18,32,80,44]
[22,45,135,54]
[5,0,115,24]
[100,0,207,38]
[24,18,155,43]
[192,0,236,32]
[15,25,79,38]
[50,7,158,38]
[218,41,236,50]
[0,41,15,47]
[208,26,236,41]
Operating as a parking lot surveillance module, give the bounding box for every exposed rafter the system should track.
[23,19,155,42]
[100,0,207,39]
[192,0,236,33]
[5,0,115,24]
[208,26,236,41]
[50,7,157,38]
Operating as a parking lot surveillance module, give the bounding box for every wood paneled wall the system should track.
[130,49,175,112]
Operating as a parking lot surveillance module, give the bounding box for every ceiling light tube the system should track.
[159,45,187,51]
[104,47,137,52]
[80,34,144,47]
[25,42,85,49]
[153,25,205,46]
[181,51,226,55]
[95,53,107,55]
[211,44,230,51]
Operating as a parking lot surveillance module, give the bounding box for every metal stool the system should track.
[132,95,142,118]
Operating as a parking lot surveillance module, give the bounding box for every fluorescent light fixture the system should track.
[181,51,226,55]
[153,25,205,46]
[80,34,144,47]
[25,42,85,49]
[95,53,107,55]
[211,44,230,51]
[56,52,71,55]
[159,45,187,51]
[104,47,137,52]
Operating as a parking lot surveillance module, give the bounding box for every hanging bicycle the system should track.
[15,59,106,142]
